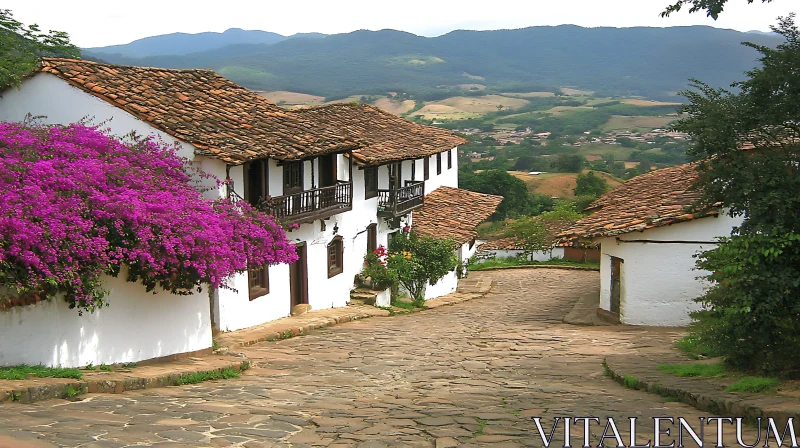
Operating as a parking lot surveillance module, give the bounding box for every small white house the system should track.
[560,163,743,326]
[0,58,469,365]
[411,186,502,299]
[477,238,566,262]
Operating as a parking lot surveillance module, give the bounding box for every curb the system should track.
[603,357,800,424]
[216,310,383,351]
[1,360,251,405]
[472,265,600,272]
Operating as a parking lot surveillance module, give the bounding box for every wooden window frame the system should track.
[327,236,344,278]
[367,223,378,255]
[248,264,270,300]
[424,157,430,180]
[447,149,453,169]
[283,161,304,194]
[364,166,378,199]
[436,152,442,175]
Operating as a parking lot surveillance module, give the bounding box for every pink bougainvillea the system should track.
[0,122,297,312]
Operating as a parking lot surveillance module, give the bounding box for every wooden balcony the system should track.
[262,182,353,223]
[377,181,425,218]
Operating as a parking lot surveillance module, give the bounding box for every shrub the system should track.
[0,122,297,312]
[361,246,397,290]
[690,233,800,374]
[387,231,458,305]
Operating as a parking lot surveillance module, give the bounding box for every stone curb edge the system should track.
[603,358,800,424]
[472,265,600,272]
[1,360,251,405]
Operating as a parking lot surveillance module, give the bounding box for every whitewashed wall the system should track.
[0,270,211,368]
[598,212,744,326]
[424,240,475,300]
[417,149,459,195]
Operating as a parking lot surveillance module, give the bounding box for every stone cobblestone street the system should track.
[0,269,739,447]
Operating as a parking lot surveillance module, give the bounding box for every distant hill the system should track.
[83,25,781,101]
[84,28,288,57]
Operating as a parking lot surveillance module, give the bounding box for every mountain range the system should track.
[83,26,781,101]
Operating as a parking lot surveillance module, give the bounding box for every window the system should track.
[244,159,268,206]
[447,149,453,169]
[364,166,378,199]
[319,154,337,188]
[424,157,430,180]
[248,264,269,300]
[436,152,442,175]
[327,236,344,278]
[283,162,303,194]
[411,159,416,181]
[367,223,377,254]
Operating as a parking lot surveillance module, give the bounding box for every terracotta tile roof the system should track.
[479,218,578,250]
[559,162,719,241]
[37,58,360,164]
[291,103,468,165]
[412,187,502,245]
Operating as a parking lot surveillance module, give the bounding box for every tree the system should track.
[551,154,586,173]
[512,155,548,172]
[574,171,609,197]
[661,0,773,19]
[386,232,458,306]
[459,169,536,220]
[0,9,80,90]
[671,16,800,373]
[508,217,549,260]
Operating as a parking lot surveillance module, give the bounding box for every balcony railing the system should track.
[377,181,424,218]
[266,182,352,223]
[230,182,353,223]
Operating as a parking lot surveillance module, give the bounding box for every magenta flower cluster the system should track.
[0,122,297,312]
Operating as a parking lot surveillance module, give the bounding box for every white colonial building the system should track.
[560,163,743,327]
[0,58,497,366]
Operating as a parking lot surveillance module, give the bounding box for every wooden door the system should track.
[367,223,377,254]
[610,256,622,314]
[290,243,308,307]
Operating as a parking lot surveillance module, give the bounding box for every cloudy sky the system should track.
[5,0,796,48]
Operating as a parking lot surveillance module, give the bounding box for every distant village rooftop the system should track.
[35,58,361,164]
[413,186,502,245]
[291,103,468,165]
[559,163,721,241]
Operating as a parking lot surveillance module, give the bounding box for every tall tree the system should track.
[0,9,80,91]
[661,0,774,19]
[671,15,800,373]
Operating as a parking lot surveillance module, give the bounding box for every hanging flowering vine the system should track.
[0,122,297,313]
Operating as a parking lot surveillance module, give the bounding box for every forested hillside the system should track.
[84,25,780,101]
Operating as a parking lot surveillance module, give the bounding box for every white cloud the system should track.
[4,0,796,47]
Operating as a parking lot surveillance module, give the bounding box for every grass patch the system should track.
[175,367,240,386]
[65,384,82,399]
[473,418,488,436]
[99,364,113,372]
[0,364,83,380]
[391,300,419,310]
[623,375,641,389]
[675,335,718,359]
[726,377,779,393]
[469,257,599,271]
[658,362,726,378]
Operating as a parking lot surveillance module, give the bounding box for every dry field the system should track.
[373,98,417,115]
[560,87,594,96]
[622,99,682,107]
[411,95,529,120]
[509,170,623,198]
[602,115,676,131]
[501,91,556,98]
[257,91,325,107]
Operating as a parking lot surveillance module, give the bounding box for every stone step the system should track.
[349,288,379,306]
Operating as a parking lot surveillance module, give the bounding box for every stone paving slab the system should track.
[215,305,391,351]
[561,286,611,326]
[605,354,800,426]
[0,357,251,404]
